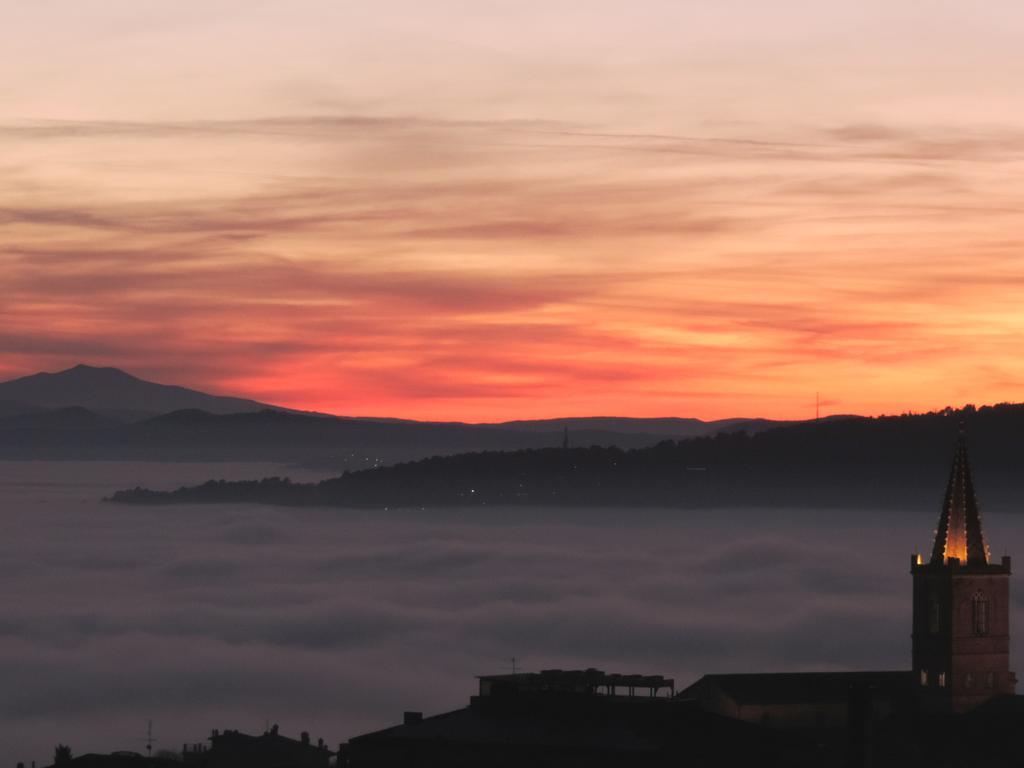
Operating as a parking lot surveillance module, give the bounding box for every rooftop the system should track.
[478,668,675,698]
[679,671,914,706]
[347,682,803,764]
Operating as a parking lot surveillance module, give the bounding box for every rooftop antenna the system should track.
[504,656,521,675]
[816,392,820,421]
[143,720,156,756]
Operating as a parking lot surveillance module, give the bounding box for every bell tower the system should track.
[911,428,1015,712]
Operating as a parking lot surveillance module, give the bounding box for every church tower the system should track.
[911,429,1015,712]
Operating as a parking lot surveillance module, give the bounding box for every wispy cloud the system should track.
[4,112,1024,417]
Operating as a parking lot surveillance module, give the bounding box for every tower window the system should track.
[929,596,941,634]
[972,592,990,636]
[938,672,946,688]
[920,669,928,686]
[965,672,974,689]
[986,672,996,689]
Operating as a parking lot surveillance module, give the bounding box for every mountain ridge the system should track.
[0,404,728,465]
[0,365,806,463]
[108,403,1024,511]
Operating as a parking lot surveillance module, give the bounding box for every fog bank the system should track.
[3,462,1021,762]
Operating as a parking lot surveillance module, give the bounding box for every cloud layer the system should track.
[5,113,1024,419]
[5,461,1024,762]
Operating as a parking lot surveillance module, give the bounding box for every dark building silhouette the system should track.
[40,754,180,768]
[38,728,332,768]
[680,670,914,731]
[911,429,1016,712]
[344,668,819,767]
[182,726,331,768]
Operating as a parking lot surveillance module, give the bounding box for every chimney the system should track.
[301,732,310,745]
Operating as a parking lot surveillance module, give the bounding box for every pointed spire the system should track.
[930,425,989,565]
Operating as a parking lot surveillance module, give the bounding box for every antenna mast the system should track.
[144,720,156,756]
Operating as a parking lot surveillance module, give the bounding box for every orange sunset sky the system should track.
[4,1,1024,421]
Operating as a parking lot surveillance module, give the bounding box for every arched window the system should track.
[920,669,928,686]
[965,671,974,689]
[972,591,990,636]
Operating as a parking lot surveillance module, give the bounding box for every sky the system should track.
[4,1,1024,420]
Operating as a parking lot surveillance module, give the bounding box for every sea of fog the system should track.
[3,461,1024,761]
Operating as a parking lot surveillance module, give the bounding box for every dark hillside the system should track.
[109,404,1024,511]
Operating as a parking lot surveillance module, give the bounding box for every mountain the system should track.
[0,364,821,464]
[489,416,789,438]
[0,406,691,464]
[0,400,45,419]
[109,404,1024,511]
[0,405,121,430]
[0,364,274,418]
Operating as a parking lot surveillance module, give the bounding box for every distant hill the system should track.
[0,365,811,463]
[0,406,694,464]
[0,364,273,419]
[489,416,790,438]
[0,405,122,430]
[109,403,1024,511]
[320,415,791,439]
[0,400,45,419]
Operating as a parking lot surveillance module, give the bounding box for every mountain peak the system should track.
[60,364,140,380]
[0,364,273,416]
[68,363,118,372]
